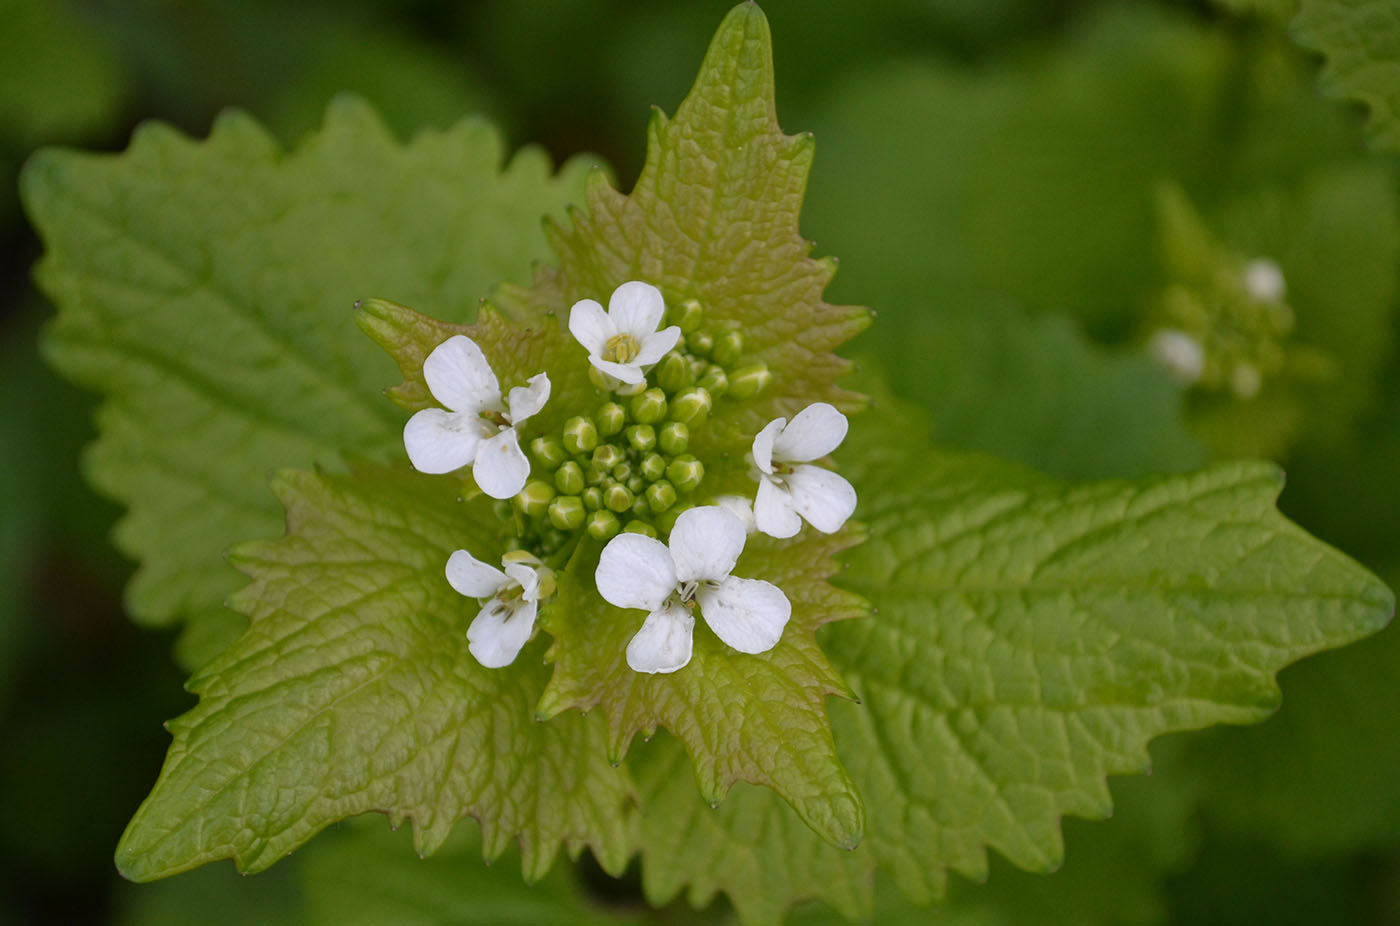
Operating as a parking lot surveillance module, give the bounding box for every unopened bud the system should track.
[563,416,598,455]
[697,364,728,398]
[612,461,633,483]
[554,461,585,495]
[658,421,689,455]
[592,443,624,471]
[689,330,714,357]
[669,388,712,427]
[581,486,603,510]
[640,452,666,482]
[626,424,656,453]
[666,455,704,493]
[631,494,649,518]
[514,480,555,517]
[603,483,635,513]
[623,520,658,538]
[646,480,678,513]
[530,436,568,469]
[711,330,744,366]
[655,503,689,534]
[548,495,585,531]
[596,402,626,436]
[627,475,646,495]
[655,352,693,393]
[630,387,668,425]
[586,509,621,541]
[674,299,705,333]
[728,363,771,399]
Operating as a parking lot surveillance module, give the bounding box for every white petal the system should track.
[697,576,790,655]
[503,561,541,600]
[669,506,746,583]
[786,464,857,534]
[568,298,613,355]
[773,402,848,463]
[713,495,757,535]
[404,408,490,474]
[1243,258,1285,302]
[625,601,694,674]
[506,373,551,424]
[445,550,508,598]
[588,355,645,385]
[633,326,682,367]
[608,280,666,337]
[596,533,677,611]
[751,416,785,475]
[472,429,531,499]
[467,599,537,668]
[422,335,502,414]
[754,477,801,539]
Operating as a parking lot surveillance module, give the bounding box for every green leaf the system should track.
[22,99,596,659]
[114,464,635,883]
[298,818,630,926]
[829,433,1393,903]
[1294,0,1400,151]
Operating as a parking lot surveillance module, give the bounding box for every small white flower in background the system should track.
[446,549,555,668]
[596,506,791,674]
[1243,258,1286,303]
[1148,328,1205,386]
[751,402,857,539]
[712,494,757,534]
[403,335,550,499]
[569,281,681,385]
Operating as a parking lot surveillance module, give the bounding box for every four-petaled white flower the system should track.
[568,281,681,385]
[751,402,857,539]
[596,506,791,674]
[447,549,555,668]
[403,335,550,499]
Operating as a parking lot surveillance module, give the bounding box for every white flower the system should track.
[595,506,791,674]
[712,494,757,534]
[403,335,550,499]
[446,549,554,668]
[751,403,857,539]
[1148,328,1205,385]
[568,281,681,385]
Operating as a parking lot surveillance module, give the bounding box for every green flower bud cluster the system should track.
[661,300,772,403]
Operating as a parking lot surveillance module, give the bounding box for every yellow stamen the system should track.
[603,333,642,363]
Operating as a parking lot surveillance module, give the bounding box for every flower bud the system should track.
[592,443,624,471]
[631,494,649,518]
[711,330,744,366]
[727,362,771,399]
[514,480,555,517]
[697,364,728,398]
[666,455,704,493]
[655,351,693,393]
[581,486,603,510]
[586,509,621,541]
[627,475,646,495]
[585,463,608,486]
[626,424,656,453]
[603,483,635,513]
[596,401,626,436]
[563,416,598,455]
[529,436,568,469]
[646,480,678,513]
[630,387,668,425]
[639,452,667,482]
[688,330,714,357]
[554,461,585,495]
[674,298,705,333]
[669,387,712,427]
[658,421,689,455]
[548,495,585,531]
[623,520,658,538]
[612,461,633,483]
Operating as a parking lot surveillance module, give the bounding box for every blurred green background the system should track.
[4,0,1400,922]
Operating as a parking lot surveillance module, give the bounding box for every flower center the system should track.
[603,333,642,364]
[480,409,511,429]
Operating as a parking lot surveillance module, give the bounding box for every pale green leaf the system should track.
[1294,0,1400,151]
[114,464,635,883]
[22,98,596,655]
[830,431,1393,902]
